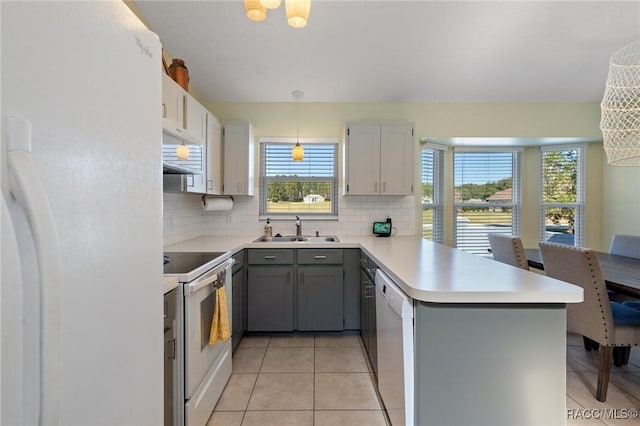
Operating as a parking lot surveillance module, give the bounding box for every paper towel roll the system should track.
[202,196,233,211]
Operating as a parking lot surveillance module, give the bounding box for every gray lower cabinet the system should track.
[343,249,361,330]
[247,249,295,332]
[360,254,377,375]
[297,266,343,331]
[247,266,294,331]
[246,248,359,333]
[231,250,246,352]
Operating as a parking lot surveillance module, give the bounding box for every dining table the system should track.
[525,248,640,298]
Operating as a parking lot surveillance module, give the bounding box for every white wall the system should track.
[603,165,640,247]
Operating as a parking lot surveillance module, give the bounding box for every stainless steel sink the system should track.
[252,235,339,243]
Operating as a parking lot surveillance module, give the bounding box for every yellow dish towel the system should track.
[209,282,231,345]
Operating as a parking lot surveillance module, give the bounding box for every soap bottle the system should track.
[264,218,273,238]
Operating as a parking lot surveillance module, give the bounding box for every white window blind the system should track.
[260,139,338,218]
[539,145,585,247]
[453,148,521,255]
[421,143,445,243]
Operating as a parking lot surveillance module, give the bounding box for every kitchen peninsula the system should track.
[165,235,582,425]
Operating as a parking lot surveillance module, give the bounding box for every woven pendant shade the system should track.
[600,40,640,166]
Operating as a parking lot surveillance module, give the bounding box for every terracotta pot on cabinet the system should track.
[168,58,189,91]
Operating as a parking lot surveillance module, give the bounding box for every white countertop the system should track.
[163,275,180,294]
[164,235,583,304]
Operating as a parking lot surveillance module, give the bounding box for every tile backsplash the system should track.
[163,192,417,246]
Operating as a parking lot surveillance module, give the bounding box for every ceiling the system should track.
[135,0,640,104]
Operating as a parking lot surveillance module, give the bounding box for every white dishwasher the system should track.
[375,269,414,426]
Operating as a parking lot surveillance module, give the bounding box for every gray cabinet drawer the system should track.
[248,249,294,265]
[298,249,343,265]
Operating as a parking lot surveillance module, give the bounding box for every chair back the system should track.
[539,241,614,344]
[609,234,640,259]
[487,233,528,270]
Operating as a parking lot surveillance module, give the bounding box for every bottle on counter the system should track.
[264,218,273,238]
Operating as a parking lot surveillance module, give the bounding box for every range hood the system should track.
[163,161,201,175]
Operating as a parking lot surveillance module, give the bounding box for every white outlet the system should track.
[226,214,234,224]
[167,215,174,229]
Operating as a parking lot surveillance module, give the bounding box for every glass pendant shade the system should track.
[245,0,267,22]
[600,40,640,166]
[176,143,190,160]
[260,0,282,9]
[292,142,304,161]
[285,0,310,28]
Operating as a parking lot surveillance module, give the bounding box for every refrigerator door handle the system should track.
[6,115,61,425]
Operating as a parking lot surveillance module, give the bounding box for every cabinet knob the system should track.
[314,255,327,260]
[264,255,276,260]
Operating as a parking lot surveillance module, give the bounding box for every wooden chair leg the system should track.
[596,346,613,402]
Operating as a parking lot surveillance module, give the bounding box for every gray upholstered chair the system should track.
[609,234,640,259]
[539,241,640,401]
[487,233,529,270]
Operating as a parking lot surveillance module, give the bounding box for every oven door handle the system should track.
[184,259,233,296]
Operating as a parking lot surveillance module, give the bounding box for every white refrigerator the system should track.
[1,2,164,425]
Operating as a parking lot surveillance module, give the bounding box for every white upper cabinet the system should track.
[206,113,223,195]
[161,73,206,145]
[185,95,207,144]
[162,73,185,137]
[223,121,255,196]
[344,122,415,195]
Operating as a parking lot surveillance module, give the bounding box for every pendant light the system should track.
[260,0,282,9]
[285,0,311,28]
[176,142,189,160]
[292,90,304,162]
[600,40,640,166]
[244,0,310,28]
[244,0,267,22]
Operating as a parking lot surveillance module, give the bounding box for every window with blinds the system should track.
[259,138,338,218]
[453,148,521,255]
[421,144,445,243]
[539,145,585,247]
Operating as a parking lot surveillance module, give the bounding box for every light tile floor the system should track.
[208,335,386,426]
[208,333,640,426]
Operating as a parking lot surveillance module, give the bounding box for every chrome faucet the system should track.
[295,216,302,237]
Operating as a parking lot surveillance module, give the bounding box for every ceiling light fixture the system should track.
[245,0,267,22]
[260,0,282,9]
[176,142,190,161]
[285,0,311,28]
[244,0,310,28]
[600,40,640,166]
[292,90,304,162]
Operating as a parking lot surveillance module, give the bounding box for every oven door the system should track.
[183,259,233,399]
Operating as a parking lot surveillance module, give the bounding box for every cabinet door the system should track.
[231,251,245,352]
[343,249,361,330]
[206,114,223,195]
[297,266,344,331]
[360,268,370,351]
[247,266,294,331]
[345,124,381,195]
[223,122,255,196]
[185,95,207,145]
[380,124,414,195]
[162,73,185,137]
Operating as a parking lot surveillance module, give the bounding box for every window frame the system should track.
[539,144,586,247]
[420,142,446,243]
[259,137,339,220]
[453,147,522,255]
